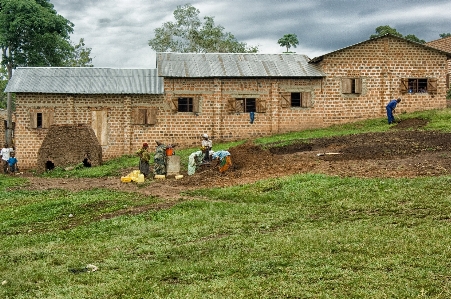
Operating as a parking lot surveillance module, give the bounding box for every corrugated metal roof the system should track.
[309,33,451,63]
[157,53,325,78]
[4,68,164,94]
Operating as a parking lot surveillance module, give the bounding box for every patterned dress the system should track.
[154,144,167,175]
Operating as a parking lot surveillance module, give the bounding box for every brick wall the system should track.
[13,36,449,169]
[427,36,451,53]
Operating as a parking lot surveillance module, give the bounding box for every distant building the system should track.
[5,34,451,170]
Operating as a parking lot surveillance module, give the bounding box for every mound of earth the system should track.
[19,118,451,200]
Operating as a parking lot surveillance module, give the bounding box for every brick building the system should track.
[5,34,451,170]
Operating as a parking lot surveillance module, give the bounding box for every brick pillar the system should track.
[67,96,74,124]
[123,96,132,154]
[270,80,280,134]
[213,78,222,139]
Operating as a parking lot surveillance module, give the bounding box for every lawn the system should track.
[2,110,451,298]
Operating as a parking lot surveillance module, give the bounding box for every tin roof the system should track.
[157,53,325,78]
[309,33,451,63]
[4,67,164,94]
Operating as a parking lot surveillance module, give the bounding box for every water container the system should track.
[137,174,145,183]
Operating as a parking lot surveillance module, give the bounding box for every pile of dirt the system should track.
[18,117,451,200]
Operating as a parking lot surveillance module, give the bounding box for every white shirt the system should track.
[202,139,212,148]
[1,147,13,161]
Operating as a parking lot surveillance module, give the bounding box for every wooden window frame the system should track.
[400,78,437,94]
[342,78,362,94]
[30,110,54,129]
[171,97,200,113]
[228,97,266,113]
[132,108,157,125]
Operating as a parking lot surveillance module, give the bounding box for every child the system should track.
[7,151,18,174]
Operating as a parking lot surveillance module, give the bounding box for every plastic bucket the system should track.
[166,148,174,156]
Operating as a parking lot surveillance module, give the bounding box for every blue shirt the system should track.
[8,157,17,166]
[386,100,398,110]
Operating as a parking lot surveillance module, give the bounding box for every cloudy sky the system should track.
[51,0,451,68]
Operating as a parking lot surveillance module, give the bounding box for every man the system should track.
[1,143,13,174]
[386,98,401,124]
[201,133,212,162]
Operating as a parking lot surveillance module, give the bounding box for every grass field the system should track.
[2,110,451,298]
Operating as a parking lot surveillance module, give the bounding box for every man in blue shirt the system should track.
[386,98,401,124]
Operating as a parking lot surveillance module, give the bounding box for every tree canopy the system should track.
[277,34,299,53]
[370,25,425,43]
[439,33,451,38]
[0,0,93,145]
[65,38,94,67]
[0,0,75,78]
[148,4,258,53]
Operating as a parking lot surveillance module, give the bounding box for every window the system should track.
[30,110,54,129]
[227,98,266,113]
[170,97,200,113]
[400,78,437,94]
[132,108,157,125]
[342,78,362,94]
[178,97,193,112]
[236,98,256,113]
[37,113,43,128]
[280,92,312,108]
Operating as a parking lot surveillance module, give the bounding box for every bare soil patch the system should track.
[18,118,451,200]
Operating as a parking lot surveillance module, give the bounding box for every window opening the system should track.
[236,98,256,113]
[291,93,301,107]
[178,98,193,112]
[408,79,428,93]
[37,112,43,128]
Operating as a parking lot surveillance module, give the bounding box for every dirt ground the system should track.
[18,118,451,200]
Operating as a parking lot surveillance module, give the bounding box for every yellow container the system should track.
[137,174,145,183]
[121,176,132,183]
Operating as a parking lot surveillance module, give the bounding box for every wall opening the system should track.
[45,160,55,171]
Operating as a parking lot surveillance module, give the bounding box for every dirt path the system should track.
[16,118,451,200]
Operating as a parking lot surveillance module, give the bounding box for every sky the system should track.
[50,0,451,69]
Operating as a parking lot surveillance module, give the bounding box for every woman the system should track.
[211,150,232,173]
[136,143,151,177]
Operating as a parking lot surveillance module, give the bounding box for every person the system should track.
[154,140,167,176]
[211,150,232,173]
[7,151,18,174]
[386,98,401,124]
[1,143,13,174]
[201,133,212,162]
[136,143,151,178]
[187,150,204,175]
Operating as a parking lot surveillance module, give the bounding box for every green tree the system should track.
[65,38,94,67]
[0,0,75,144]
[148,4,258,53]
[277,33,299,53]
[370,25,425,43]
[439,33,451,38]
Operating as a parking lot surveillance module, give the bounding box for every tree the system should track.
[148,4,258,53]
[0,0,74,145]
[65,38,94,67]
[370,25,425,43]
[277,33,299,53]
[439,33,451,38]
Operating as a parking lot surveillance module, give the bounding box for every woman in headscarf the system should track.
[154,141,167,176]
[136,143,151,177]
[212,150,232,173]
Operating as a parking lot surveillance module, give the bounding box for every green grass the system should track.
[3,109,451,298]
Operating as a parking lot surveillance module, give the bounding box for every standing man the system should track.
[1,143,13,174]
[386,98,401,124]
[201,134,212,163]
